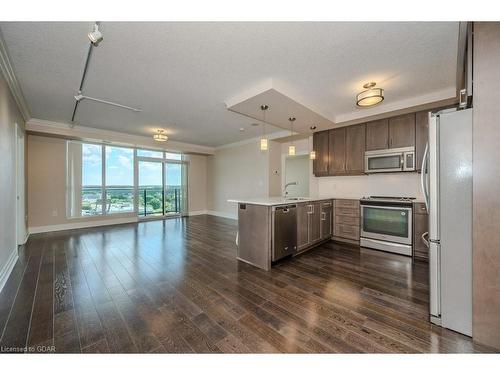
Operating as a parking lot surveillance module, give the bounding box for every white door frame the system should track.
[15,123,27,245]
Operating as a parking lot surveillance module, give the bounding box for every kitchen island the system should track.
[228,197,337,270]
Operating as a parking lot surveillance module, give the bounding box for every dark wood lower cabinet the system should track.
[320,201,333,240]
[333,199,360,244]
[297,203,310,251]
[297,201,324,252]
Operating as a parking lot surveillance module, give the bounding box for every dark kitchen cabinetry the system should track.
[312,131,329,176]
[333,199,360,243]
[313,125,366,177]
[328,127,346,175]
[365,119,389,151]
[345,124,366,174]
[388,113,416,149]
[296,201,323,252]
[320,201,333,240]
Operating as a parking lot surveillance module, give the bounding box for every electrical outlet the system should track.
[52,210,58,217]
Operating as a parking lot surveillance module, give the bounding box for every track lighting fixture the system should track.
[88,23,103,46]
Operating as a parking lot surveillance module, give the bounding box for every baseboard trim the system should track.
[0,248,19,294]
[207,210,238,220]
[188,210,209,216]
[29,216,139,234]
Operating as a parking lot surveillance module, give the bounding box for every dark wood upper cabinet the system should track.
[388,113,416,149]
[328,127,346,175]
[312,131,329,176]
[415,111,429,171]
[345,124,366,174]
[365,119,389,151]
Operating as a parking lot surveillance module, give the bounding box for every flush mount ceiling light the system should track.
[356,82,384,107]
[88,23,104,46]
[153,129,168,142]
[288,117,296,156]
[260,104,269,151]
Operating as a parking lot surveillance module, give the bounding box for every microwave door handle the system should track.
[421,143,430,211]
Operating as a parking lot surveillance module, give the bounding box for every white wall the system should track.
[207,139,277,218]
[284,154,310,197]
[0,70,24,291]
[316,173,423,199]
[186,154,208,214]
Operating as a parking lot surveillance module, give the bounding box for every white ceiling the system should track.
[0,22,459,147]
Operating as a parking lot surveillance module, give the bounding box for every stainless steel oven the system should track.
[365,147,415,173]
[360,198,413,256]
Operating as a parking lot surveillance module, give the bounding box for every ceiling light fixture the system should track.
[153,129,168,142]
[288,117,296,156]
[356,82,384,107]
[88,23,104,46]
[260,104,269,151]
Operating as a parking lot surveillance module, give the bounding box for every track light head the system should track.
[88,24,103,46]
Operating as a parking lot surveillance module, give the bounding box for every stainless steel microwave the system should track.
[364,147,415,173]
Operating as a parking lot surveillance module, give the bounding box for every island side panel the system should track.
[237,203,272,270]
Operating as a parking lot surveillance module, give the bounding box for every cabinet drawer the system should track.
[413,202,428,215]
[334,199,359,209]
[335,215,359,227]
[334,224,360,240]
[334,206,360,218]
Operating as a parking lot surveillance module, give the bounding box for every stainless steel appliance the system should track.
[271,204,297,261]
[365,147,415,173]
[422,108,472,336]
[360,196,414,256]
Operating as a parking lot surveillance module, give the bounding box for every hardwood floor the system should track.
[0,215,494,353]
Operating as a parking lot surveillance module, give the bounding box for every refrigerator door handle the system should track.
[421,143,430,211]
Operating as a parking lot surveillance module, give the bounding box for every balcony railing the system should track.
[81,186,183,217]
[138,187,182,216]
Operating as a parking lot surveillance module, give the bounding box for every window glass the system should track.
[165,152,182,161]
[137,149,163,158]
[105,146,134,213]
[81,144,103,216]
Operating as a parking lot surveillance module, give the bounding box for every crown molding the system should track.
[26,118,215,155]
[0,30,31,121]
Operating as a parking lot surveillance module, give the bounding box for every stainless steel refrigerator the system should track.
[421,108,472,336]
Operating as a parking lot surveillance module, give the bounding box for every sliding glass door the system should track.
[138,160,164,217]
[137,157,187,218]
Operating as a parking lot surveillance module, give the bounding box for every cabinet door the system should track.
[415,111,429,171]
[328,127,346,175]
[388,113,415,149]
[309,202,321,243]
[313,131,329,176]
[345,124,366,174]
[297,203,310,251]
[320,201,333,239]
[365,119,389,151]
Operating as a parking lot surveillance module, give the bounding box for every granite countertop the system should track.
[227,197,360,206]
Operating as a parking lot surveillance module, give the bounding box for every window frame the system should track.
[67,141,188,219]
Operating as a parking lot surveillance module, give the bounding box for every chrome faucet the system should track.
[283,181,298,197]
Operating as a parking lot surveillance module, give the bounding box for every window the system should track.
[105,146,134,213]
[137,149,163,158]
[67,141,187,218]
[81,143,103,216]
